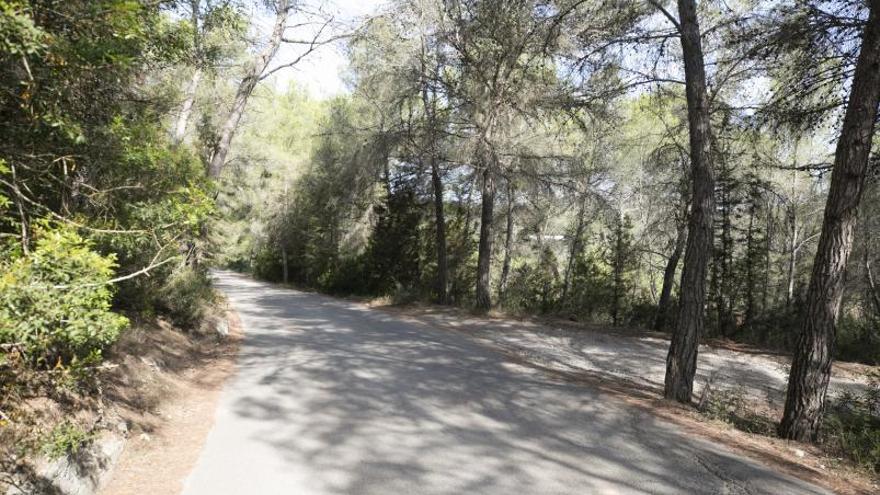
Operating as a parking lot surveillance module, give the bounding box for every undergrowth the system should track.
[699,375,880,476]
[41,421,95,460]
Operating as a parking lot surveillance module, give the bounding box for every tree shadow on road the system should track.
[212,275,827,494]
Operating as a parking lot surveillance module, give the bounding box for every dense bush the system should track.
[155,267,215,328]
[822,376,880,473]
[835,316,880,365]
[323,256,369,295]
[501,247,560,314]
[562,250,614,320]
[0,227,128,367]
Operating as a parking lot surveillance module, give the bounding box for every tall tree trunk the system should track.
[663,0,715,403]
[786,206,799,305]
[475,166,496,310]
[430,157,449,304]
[208,0,290,177]
[281,245,289,284]
[867,258,880,319]
[498,181,514,300]
[779,1,880,441]
[562,194,588,303]
[420,55,448,304]
[654,221,686,331]
[611,215,624,326]
[172,67,202,145]
[744,191,757,329]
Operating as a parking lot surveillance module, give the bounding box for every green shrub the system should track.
[0,227,128,367]
[501,247,560,314]
[323,255,369,295]
[41,421,94,460]
[822,376,880,473]
[698,386,775,436]
[628,301,659,328]
[562,249,613,319]
[155,267,215,328]
[835,316,880,365]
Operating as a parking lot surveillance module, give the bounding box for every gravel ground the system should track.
[385,306,871,408]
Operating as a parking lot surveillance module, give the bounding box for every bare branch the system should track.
[647,0,681,33]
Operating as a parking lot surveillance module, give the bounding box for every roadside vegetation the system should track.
[1,1,233,490]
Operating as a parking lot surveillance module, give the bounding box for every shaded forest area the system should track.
[218,0,880,445]
[1,0,880,486]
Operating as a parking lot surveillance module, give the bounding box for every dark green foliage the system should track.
[155,267,216,329]
[563,249,614,320]
[607,215,636,326]
[359,186,425,296]
[501,246,561,314]
[835,317,880,366]
[323,256,370,296]
[322,187,426,297]
[822,380,880,473]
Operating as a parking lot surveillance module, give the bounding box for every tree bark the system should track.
[654,221,686,331]
[779,0,880,441]
[172,67,202,145]
[663,0,715,403]
[611,215,625,326]
[786,205,799,305]
[208,0,290,177]
[475,166,496,310]
[498,181,514,300]
[562,194,587,303]
[420,50,449,305]
[867,259,880,319]
[430,156,449,304]
[281,244,289,284]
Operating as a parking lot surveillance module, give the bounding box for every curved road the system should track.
[182,272,828,494]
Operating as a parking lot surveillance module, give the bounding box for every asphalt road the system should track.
[181,271,828,495]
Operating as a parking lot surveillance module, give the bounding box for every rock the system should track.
[115,420,129,435]
[6,432,126,495]
[215,318,230,338]
[793,448,805,458]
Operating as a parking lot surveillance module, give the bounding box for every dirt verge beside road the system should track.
[96,309,242,495]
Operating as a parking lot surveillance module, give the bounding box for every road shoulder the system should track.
[96,307,242,495]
